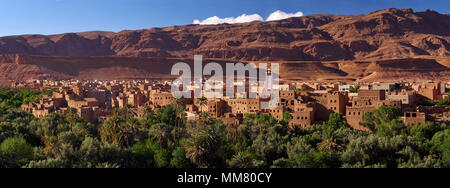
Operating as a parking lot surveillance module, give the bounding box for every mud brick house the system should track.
[205,99,227,118]
[346,89,402,131]
[401,112,426,125]
[346,99,375,131]
[127,91,147,107]
[226,98,261,115]
[418,82,443,101]
[358,90,386,101]
[219,113,242,130]
[417,105,450,123]
[310,91,349,121]
[288,103,316,129]
[150,92,175,107]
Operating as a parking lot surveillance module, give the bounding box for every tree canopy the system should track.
[0,88,447,168]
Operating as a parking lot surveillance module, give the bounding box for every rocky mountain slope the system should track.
[1,8,449,61]
[0,8,449,84]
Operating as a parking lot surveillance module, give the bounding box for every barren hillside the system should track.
[0,8,449,84]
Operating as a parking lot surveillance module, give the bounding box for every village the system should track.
[16,79,450,131]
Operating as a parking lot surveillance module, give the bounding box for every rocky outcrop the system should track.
[0,54,448,84]
[0,8,449,84]
[0,8,449,61]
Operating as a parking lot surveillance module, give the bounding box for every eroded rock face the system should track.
[0,8,448,61]
[0,8,449,84]
[0,54,448,85]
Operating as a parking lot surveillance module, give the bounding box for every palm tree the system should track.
[99,116,127,147]
[184,126,219,167]
[227,152,254,168]
[142,106,157,126]
[120,104,137,123]
[199,112,212,124]
[197,97,208,113]
[66,108,78,131]
[149,123,171,147]
[172,100,186,140]
[118,105,138,141]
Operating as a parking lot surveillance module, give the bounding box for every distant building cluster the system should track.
[15,79,450,130]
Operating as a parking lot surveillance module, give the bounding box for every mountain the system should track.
[0,8,449,84]
[1,8,450,61]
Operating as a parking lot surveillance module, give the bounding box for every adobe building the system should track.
[418,82,442,101]
[269,105,286,121]
[310,91,349,121]
[401,112,426,125]
[288,103,316,129]
[20,79,445,129]
[372,83,396,91]
[346,99,375,131]
[205,99,227,118]
[386,90,416,112]
[358,90,386,101]
[220,113,242,130]
[150,92,175,107]
[417,105,450,123]
[226,98,261,115]
[127,91,148,107]
[345,89,401,131]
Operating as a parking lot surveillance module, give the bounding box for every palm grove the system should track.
[0,87,448,168]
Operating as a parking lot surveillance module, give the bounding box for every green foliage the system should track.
[184,122,226,168]
[360,106,401,132]
[322,113,347,139]
[250,125,289,166]
[427,129,450,167]
[294,88,311,94]
[99,116,133,148]
[0,87,448,168]
[418,94,450,106]
[272,150,339,168]
[227,151,263,168]
[0,87,50,108]
[376,119,407,137]
[409,122,443,141]
[156,104,178,126]
[132,139,170,168]
[280,111,291,126]
[170,146,192,168]
[25,158,67,168]
[349,85,360,93]
[1,137,34,167]
[436,94,450,106]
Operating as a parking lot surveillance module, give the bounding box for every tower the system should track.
[265,68,273,93]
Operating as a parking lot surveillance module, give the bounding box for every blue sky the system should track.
[0,0,449,36]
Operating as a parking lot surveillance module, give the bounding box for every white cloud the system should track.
[193,14,264,25]
[266,10,304,21]
[193,10,304,25]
